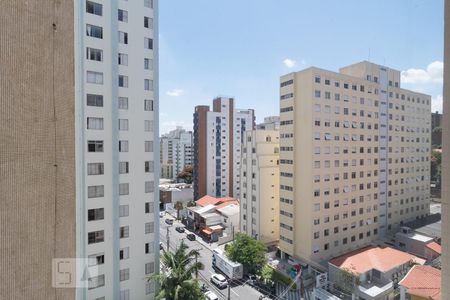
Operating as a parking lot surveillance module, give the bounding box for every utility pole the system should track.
[195,252,198,279]
[227,280,231,300]
[166,226,170,252]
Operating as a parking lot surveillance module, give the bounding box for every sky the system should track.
[159,0,444,134]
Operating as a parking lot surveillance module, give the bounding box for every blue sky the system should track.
[159,0,444,134]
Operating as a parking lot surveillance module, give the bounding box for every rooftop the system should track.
[216,204,240,217]
[399,265,441,300]
[329,246,425,274]
[426,241,442,255]
[195,195,237,207]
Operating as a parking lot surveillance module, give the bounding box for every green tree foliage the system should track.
[176,165,193,184]
[335,268,360,295]
[150,241,205,300]
[431,150,442,181]
[225,233,267,274]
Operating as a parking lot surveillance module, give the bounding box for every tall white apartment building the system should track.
[240,130,280,245]
[279,61,431,266]
[160,127,193,180]
[193,97,255,200]
[76,0,159,299]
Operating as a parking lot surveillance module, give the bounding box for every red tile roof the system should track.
[329,246,426,274]
[399,265,441,300]
[215,200,239,209]
[426,242,442,254]
[195,195,237,207]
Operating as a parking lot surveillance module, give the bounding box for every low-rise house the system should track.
[329,246,426,300]
[186,195,239,241]
[396,227,442,261]
[399,265,441,300]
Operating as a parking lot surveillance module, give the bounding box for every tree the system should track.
[176,165,193,184]
[431,150,442,182]
[225,233,267,274]
[335,267,360,296]
[150,241,205,300]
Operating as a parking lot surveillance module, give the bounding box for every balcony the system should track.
[356,277,393,300]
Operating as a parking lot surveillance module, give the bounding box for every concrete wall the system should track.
[0,1,75,299]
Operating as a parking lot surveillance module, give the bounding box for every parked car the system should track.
[186,233,196,241]
[210,273,228,289]
[165,218,174,225]
[204,291,219,300]
[175,226,185,233]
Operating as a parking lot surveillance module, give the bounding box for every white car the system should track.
[204,291,219,300]
[210,273,228,289]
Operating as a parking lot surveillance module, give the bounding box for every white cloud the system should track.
[401,61,443,84]
[432,94,443,113]
[300,58,306,65]
[166,89,184,97]
[283,58,296,68]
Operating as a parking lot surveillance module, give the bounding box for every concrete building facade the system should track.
[193,97,255,200]
[441,0,450,298]
[240,130,280,245]
[431,112,443,147]
[257,116,280,130]
[279,61,431,266]
[75,0,159,299]
[0,1,159,299]
[0,1,76,299]
[160,127,193,180]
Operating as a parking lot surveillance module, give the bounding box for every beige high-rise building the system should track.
[240,130,280,245]
[0,1,76,299]
[279,61,431,266]
[441,0,450,298]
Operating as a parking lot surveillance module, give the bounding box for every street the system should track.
[159,214,269,300]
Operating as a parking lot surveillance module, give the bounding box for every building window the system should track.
[88,230,104,244]
[120,290,130,300]
[144,0,153,8]
[118,9,128,22]
[119,205,129,217]
[144,37,153,49]
[145,181,154,193]
[145,242,154,254]
[86,1,103,16]
[145,222,154,234]
[144,58,153,70]
[119,268,130,281]
[145,262,155,274]
[88,253,104,266]
[88,185,104,198]
[86,24,103,39]
[88,208,104,221]
[145,141,153,152]
[144,120,153,131]
[87,94,103,107]
[120,247,129,260]
[88,274,105,289]
[119,119,129,131]
[88,140,103,152]
[119,75,129,88]
[87,163,104,175]
[144,16,153,29]
[86,47,103,61]
[119,140,129,152]
[144,79,153,90]
[119,161,129,174]
[120,226,129,238]
[145,202,153,213]
[145,161,154,172]
[144,99,154,111]
[118,53,128,65]
[119,183,129,195]
[118,97,128,110]
[119,31,128,44]
[86,71,103,84]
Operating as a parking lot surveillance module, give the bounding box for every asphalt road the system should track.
[159,214,270,300]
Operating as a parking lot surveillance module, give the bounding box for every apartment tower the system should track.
[76,0,159,299]
[0,1,159,299]
[0,1,76,299]
[193,97,255,200]
[240,130,280,245]
[279,61,431,266]
[160,127,193,180]
[442,0,450,297]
